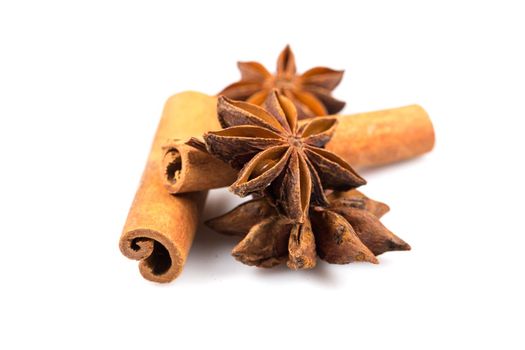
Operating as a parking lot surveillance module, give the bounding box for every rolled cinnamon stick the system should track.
[162,140,238,193]
[162,104,435,194]
[327,105,435,168]
[119,91,221,283]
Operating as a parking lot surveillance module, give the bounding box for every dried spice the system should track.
[203,90,365,222]
[163,104,435,195]
[206,190,410,269]
[219,45,345,119]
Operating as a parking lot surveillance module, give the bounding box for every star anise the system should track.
[203,90,365,223]
[206,190,411,269]
[219,45,346,119]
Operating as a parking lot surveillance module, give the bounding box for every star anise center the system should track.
[204,90,366,222]
[287,135,304,149]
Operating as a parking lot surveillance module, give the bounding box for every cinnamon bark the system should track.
[327,105,435,168]
[162,103,435,194]
[119,91,220,283]
[162,140,238,193]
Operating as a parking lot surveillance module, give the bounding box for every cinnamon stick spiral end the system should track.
[119,229,184,283]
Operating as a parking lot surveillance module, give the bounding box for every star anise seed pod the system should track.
[203,90,365,223]
[206,190,410,269]
[219,45,346,119]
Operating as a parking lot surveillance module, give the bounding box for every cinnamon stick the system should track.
[327,105,435,168]
[119,91,221,283]
[162,104,435,194]
[162,140,238,193]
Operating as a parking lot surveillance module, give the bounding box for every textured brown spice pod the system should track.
[162,102,435,194]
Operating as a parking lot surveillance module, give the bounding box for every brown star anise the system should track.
[206,190,411,269]
[219,45,346,119]
[203,90,365,223]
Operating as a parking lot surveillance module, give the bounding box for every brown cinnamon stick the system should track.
[162,140,238,193]
[327,105,435,168]
[119,91,221,283]
[162,104,435,194]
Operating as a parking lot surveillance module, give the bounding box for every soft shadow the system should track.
[182,190,243,279]
[358,155,431,178]
[254,259,342,287]
[308,260,340,285]
[253,259,384,287]
[184,191,344,286]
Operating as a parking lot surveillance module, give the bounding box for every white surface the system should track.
[1,1,524,349]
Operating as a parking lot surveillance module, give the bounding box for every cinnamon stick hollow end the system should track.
[119,188,207,283]
[119,230,184,283]
[162,140,237,194]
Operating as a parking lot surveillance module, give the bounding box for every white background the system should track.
[1,1,524,349]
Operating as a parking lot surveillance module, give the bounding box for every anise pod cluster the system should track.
[206,190,411,269]
[219,45,345,119]
[203,90,365,223]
